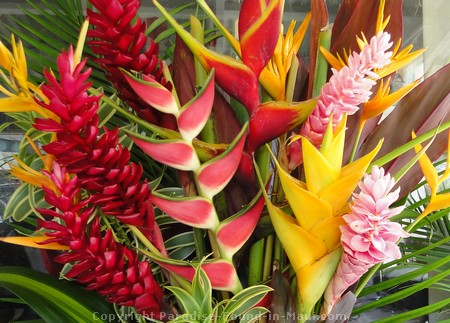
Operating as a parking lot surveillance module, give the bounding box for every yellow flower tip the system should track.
[74,19,90,67]
[320,46,345,70]
[0,235,69,250]
[376,0,386,34]
[362,79,420,122]
[412,131,439,196]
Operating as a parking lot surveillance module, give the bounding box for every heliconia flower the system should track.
[33,46,162,245]
[238,0,283,79]
[0,35,54,118]
[146,250,243,293]
[215,194,265,260]
[323,165,408,314]
[86,0,173,126]
[413,131,450,219]
[196,124,247,200]
[153,0,283,114]
[262,117,383,317]
[37,163,165,318]
[247,98,317,153]
[360,78,420,125]
[259,14,311,101]
[9,134,57,191]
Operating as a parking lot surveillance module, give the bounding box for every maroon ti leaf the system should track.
[358,63,450,195]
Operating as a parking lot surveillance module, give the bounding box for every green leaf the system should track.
[165,286,201,315]
[192,266,213,317]
[238,307,270,323]
[221,285,272,322]
[353,267,450,315]
[0,266,117,322]
[374,297,450,323]
[3,183,47,222]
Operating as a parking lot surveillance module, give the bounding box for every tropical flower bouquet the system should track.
[0,0,449,322]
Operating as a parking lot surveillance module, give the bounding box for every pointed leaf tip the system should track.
[123,70,179,116]
[132,136,200,171]
[178,70,215,141]
[216,193,265,259]
[151,192,218,229]
[197,123,248,199]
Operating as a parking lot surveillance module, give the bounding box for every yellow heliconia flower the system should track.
[413,131,450,220]
[9,134,56,192]
[262,115,383,318]
[260,13,311,101]
[360,78,420,126]
[0,35,54,118]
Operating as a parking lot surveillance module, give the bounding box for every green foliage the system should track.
[161,264,271,323]
[0,266,118,322]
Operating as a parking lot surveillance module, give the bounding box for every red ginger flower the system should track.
[323,166,408,314]
[87,0,174,127]
[39,163,164,317]
[33,47,162,248]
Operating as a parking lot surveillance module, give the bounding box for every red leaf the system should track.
[359,63,450,195]
[331,0,402,56]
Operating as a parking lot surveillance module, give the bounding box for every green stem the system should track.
[247,146,272,285]
[354,263,381,297]
[129,225,162,255]
[274,236,284,270]
[312,24,332,98]
[193,228,206,259]
[248,238,265,286]
[349,123,364,163]
[263,234,274,280]
[371,120,450,168]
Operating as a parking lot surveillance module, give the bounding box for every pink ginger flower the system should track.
[323,166,408,314]
[288,32,393,170]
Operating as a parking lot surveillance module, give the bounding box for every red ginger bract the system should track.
[34,47,162,247]
[39,164,164,317]
[87,0,173,126]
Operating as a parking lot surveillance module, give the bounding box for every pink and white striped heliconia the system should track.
[288,32,393,169]
[323,165,409,314]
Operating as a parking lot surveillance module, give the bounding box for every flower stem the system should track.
[263,234,274,279]
[312,24,332,98]
[349,123,364,163]
[248,238,265,286]
[371,120,450,168]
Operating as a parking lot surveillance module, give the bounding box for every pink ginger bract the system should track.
[288,32,393,169]
[323,166,408,314]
